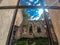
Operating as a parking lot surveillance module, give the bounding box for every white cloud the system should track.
[38,9,43,16]
[30,9,43,20]
[29,0,34,2]
[30,16,39,20]
[28,3,31,5]
[26,2,31,5]
[45,9,48,12]
[37,4,41,6]
[34,0,38,4]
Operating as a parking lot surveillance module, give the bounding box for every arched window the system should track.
[29,25,33,33]
[37,26,41,33]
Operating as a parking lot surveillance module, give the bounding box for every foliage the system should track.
[22,9,30,20]
[14,41,28,45]
[13,37,49,45]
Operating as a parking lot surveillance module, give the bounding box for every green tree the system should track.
[22,9,30,20]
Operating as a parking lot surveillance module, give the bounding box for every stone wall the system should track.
[45,0,60,45]
[14,20,47,39]
[0,0,18,45]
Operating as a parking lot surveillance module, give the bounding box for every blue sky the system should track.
[20,0,47,20]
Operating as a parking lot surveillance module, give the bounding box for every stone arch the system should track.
[36,21,42,33]
[37,25,41,33]
[29,24,33,33]
[22,24,27,34]
[28,21,33,33]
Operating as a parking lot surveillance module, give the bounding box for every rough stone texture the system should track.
[49,9,60,45]
[14,9,23,26]
[0,0,17,6]
[0,9,15,45]
[46,0,60,45]
[0,0,18,45]
[14,20,47,40]
[0,0,60,45]
[45,0,58,6]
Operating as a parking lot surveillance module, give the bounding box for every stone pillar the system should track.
[45,0,60,45]
[32,21,34,33]
[0,0,18,45]
[14,9,23,26]
[49,9,60,45]
[15,28,21,40]
[34,21,38,33]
